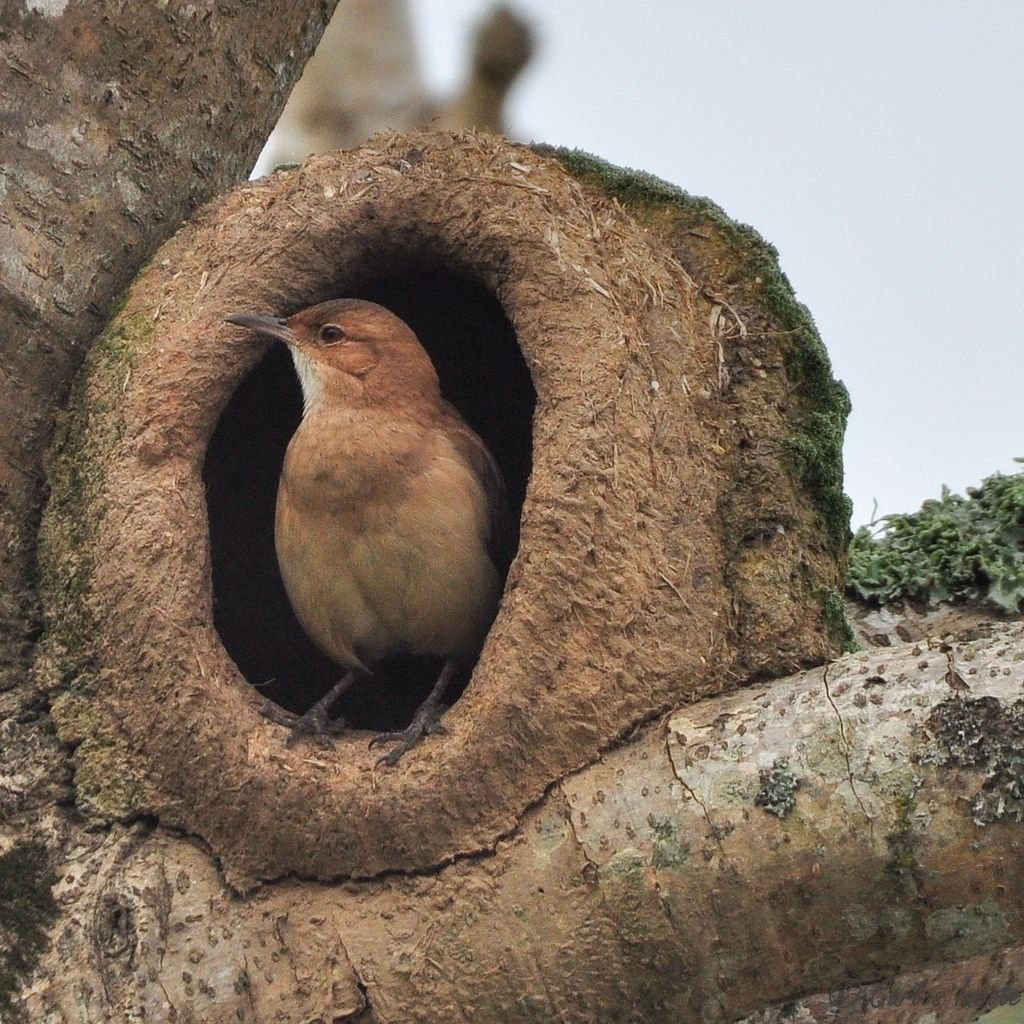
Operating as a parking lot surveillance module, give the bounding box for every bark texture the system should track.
[20,620,1024,1022]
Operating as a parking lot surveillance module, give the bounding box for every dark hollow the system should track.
[204,267,534,731]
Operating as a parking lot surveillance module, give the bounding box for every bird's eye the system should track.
[319,324,345,344]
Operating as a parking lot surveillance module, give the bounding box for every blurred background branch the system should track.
[255,0,534,174]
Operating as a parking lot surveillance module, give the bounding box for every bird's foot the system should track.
[369,658,458,766]
[369,703,448,767]
[261,670,356,748]
[260,700,347,747]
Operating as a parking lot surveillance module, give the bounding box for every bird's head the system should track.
[225,298,440,412]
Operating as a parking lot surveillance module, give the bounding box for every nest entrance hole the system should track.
[203,266,534,730]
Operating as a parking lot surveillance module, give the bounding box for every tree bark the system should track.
[19,619,1024,1022]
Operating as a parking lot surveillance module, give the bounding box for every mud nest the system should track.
[39,131,849,886]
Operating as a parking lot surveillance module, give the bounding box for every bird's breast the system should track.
[274,412,501,668]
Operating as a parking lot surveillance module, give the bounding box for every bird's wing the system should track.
[439,401,512,571]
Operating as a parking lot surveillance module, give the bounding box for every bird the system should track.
[224,299,508,765]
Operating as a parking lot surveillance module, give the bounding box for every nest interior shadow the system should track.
[202,264,535,730]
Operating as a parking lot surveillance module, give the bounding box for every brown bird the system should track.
[225,299,507,764]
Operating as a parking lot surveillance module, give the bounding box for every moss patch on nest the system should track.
[0,841,58,1021]
[819,588,857,653]
[536,145,853,554]
[39,310,153,681]
[37,310,157,820]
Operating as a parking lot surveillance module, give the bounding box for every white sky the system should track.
[410,0,1023,528]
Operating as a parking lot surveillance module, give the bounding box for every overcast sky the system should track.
[410,0,1023,528]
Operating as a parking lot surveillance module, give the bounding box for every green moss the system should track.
[39,311,153,676]
[537,145,852,555]
[782,411,852,550]
[69,741,150,820]
[37,310,156,821]
[847,464,1024,612]
[818,588,857,653]
[0,841,58,1020]
[754,758,799,818]
[534,145,727,218]
[885,789,920,886]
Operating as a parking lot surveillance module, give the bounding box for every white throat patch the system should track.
[289,346,322,416]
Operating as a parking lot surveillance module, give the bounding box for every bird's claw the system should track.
[260,670,356,748]
[370,705,448,766]
[260,701,346,748]
[286,707,348,749]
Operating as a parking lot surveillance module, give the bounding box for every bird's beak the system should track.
[224,312,295,345]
